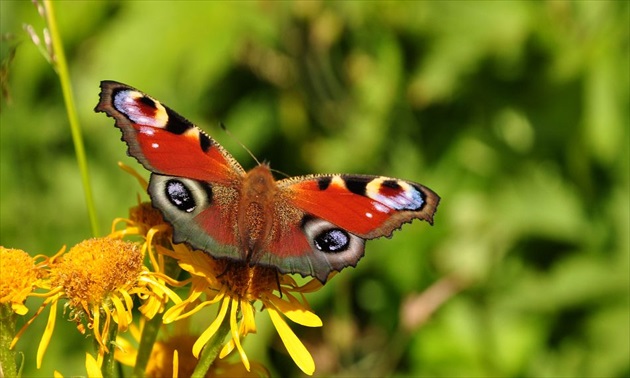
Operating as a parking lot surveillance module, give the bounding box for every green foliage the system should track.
[1,1,628,376]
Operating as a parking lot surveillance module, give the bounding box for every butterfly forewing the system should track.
[95,81,245,184]
[278,174,440,238]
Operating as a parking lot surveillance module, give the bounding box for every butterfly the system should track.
[95,81,440,283]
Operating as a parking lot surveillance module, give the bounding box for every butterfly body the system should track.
[96,81,440,282]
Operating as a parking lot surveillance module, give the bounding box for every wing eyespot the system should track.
[150,175,213,216]
[313,228,350,253]
[301,216,364,255]
[165,179,196,213]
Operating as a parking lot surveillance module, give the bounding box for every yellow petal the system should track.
[162,301,189,323]
[294,277,326,293]
[266,294,322,327]
[219,339,234,359]
[92,305,108,351]
[138,275,182,304]
[12,302,28,315]
[192,296,230,357]
[230,297,250,371]
[138,297,160,319]
[114,336,137,367]
[130,321,142,341]
[120,288,134,311]
[240,299,257,335]
[110,294,131,331]
[173,349,179,378]
[85,353,103,378]
[37,299,58,368]
[108,224,141,239]
[11,294,58,350]
[286,289,311,309]
[267,306,315,375]
[117,161,148,190]
[164,291,222,323]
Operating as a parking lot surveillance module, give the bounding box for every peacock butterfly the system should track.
[95,81,440,283]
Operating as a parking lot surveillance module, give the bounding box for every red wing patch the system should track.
[95,81,244,184]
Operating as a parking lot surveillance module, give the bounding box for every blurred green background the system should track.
[1,1,628,377]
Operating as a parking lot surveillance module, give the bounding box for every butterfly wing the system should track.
[282,174,440,236]
[253,174,440,282]
[95,80,245,184]
[96,81,441,282]
[147,174,242,260]
[95,81,244,260]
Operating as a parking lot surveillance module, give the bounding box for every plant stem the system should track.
[42,0,100,237]
[101,321,119,378]
[0,304,17,378]
[131,314,162,378]
[191,312,231,378]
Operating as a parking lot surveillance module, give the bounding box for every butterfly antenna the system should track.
[220,121,261,166]
[270,168,290,179]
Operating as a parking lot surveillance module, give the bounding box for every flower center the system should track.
[50,238,142,310]
[213,259,278,300]
[0,247,39,301]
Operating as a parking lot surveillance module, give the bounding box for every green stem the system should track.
[131,314,162,378]
[101,320,119,378]
[191,311,231,378]
[42,0,100,237]
[0,304,17,378]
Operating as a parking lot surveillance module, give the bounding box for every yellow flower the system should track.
[115,321,269,377]
[12,237,174,368]
[109,201,182,320]
[0,247,46,315]
[161,247,324,375]
[1,247,49,378]
[48,238,143,352]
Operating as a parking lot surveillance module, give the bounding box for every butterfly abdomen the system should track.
[238,165,279,259]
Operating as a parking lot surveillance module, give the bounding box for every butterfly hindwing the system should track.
[254,213,366,283]
[148,174,243,260]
